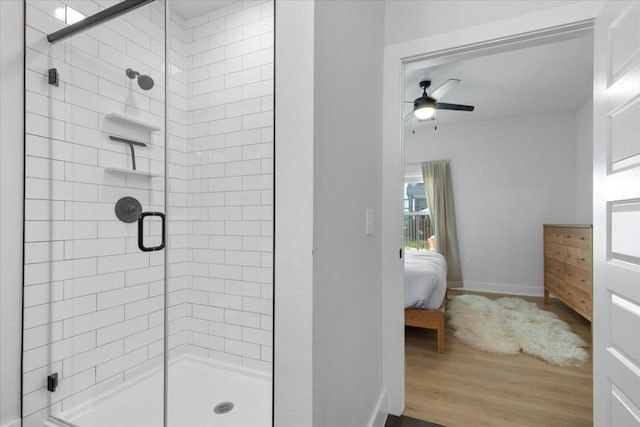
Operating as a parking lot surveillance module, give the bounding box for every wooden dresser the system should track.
[543,224,593,321]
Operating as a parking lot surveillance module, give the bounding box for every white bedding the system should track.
[404,250,448,310]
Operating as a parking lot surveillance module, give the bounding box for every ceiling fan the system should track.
[405,79,475,121]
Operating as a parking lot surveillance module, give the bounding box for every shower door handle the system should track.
[138,211,165,252]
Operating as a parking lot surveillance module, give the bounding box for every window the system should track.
[404,182,433,250]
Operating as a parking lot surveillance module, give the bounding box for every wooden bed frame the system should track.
[404,291,447,354]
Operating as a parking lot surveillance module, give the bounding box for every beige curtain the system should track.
[422,160,463,288]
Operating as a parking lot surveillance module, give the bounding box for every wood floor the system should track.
[405,291,593,427]
[386,415,445,427]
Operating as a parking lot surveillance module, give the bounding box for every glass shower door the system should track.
[22,1,168,426]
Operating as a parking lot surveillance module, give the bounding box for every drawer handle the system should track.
[580,237,585,240]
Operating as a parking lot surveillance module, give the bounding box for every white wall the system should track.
[384,0,583,46]
[405,112,582,296]
[274,1,387,426]
[312,1,386,426]
[274,0,315,424]
[0,2,24,427]
[575,100,593,224]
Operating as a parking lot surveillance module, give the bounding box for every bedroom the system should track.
[401,32,594,426]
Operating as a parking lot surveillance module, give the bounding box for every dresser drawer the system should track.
[544,257,565,279]
[544,243,566,263]
[563,227,591,249]
[545,274,569,300]
[565,246,592,270]
[568,285,592,318]
[564,264,592,292]
[544,227,564,244]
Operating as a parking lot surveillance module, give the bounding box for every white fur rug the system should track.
[448,295,589,367]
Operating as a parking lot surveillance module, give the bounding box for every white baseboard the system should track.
[462,281,543,297]
[367,387,387,427]
[2,419,21,427]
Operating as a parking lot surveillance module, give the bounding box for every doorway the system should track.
[400,32,594,426]
[381,6,604,422]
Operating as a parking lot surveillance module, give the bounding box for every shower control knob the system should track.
[115,197,143,223]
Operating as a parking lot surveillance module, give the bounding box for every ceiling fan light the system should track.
[414,96,436,120]
[414,105,435,120]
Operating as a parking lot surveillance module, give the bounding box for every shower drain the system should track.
[214,402,234,415]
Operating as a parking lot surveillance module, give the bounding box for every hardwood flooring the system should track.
[386,414,445,427]
[404,291,593,427]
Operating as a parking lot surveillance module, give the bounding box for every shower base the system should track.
[45,354,272,427]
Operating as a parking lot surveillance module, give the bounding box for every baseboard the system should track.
[461,281,543,297]
[448,280,463,288]
[367,387,387,427]
[2,419,22,427]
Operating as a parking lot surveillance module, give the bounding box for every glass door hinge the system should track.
[48,68,59,86]
[47,373,58,392]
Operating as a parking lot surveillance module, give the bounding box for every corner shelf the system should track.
[105,167,162,178]
[105,113,161,132]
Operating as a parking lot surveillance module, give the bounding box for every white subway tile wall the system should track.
[22,0,272,424]
[182,0,273,373]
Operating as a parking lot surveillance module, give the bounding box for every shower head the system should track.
[137,74,155,90]
[126,68,154,90]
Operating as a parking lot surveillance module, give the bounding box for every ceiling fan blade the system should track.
[435,102,474,112]
[430,79,460,100]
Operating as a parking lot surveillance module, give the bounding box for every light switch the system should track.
[365,208,375,235]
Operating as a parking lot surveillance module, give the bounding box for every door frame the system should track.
[381,1,605,416]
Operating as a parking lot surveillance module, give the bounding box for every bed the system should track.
[404,250,448,353]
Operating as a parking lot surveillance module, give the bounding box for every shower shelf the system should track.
[105,167,162,178]
[105,113,161,132]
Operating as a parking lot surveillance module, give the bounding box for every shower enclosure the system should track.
[21,1,274,425]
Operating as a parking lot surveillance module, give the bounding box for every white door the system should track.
[593,1,640,426]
